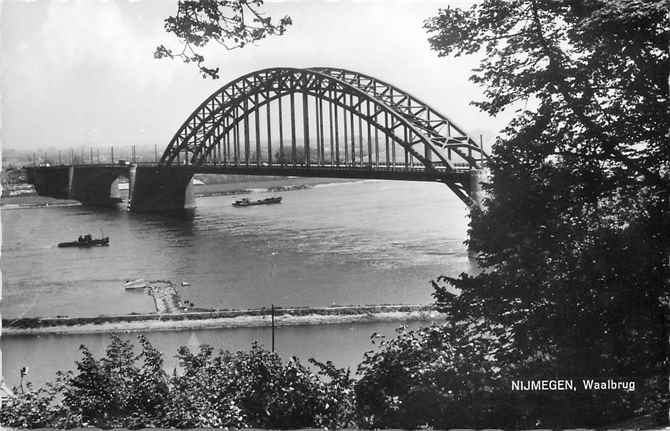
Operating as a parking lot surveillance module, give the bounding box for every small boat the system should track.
[58,234,110,248]
[124,279,148,290]
[232,196,282,207]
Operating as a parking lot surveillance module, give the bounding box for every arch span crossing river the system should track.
[26,67,488,212]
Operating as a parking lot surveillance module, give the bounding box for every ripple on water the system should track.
[2,181,471,319]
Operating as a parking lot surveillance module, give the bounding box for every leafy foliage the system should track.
[355,324,519,429]
[425,0,669,189]
[64,336,168,427]
[0,337,354,429]
[0,383,66,429]
[155,0,292,78]
[164,342,354,428]
[415,0,670,427]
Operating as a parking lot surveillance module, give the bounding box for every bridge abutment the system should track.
[25,166,71,199]
[128,166,194,213]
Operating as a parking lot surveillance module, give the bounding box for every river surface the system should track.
[2,179,471,387]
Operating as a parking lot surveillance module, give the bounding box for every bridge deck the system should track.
[25,162,480,210]
[27,163,471,183]
[191,163,469,183]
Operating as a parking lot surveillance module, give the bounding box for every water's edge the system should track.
[3,304,443,336]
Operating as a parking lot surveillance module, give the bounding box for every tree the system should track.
[155,0,292,79]
[60,336,169,428]
[355,324,519,429]
[426,0,669,191]
[419,0,669,426]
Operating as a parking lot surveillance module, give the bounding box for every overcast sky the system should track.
[1,0,514,154]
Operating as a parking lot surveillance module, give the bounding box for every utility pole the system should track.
[480,134,484,164]
[19,366,28,394]
[271,304,275,352]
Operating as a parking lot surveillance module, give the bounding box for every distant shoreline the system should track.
[0,176,358,209]
[2,304,443,336]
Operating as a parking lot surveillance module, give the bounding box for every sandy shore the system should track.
[3,305,443,336]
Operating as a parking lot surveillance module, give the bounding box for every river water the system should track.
[2,179,471,387]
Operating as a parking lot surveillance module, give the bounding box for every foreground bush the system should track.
[3,325,663,429]
[0,336,354,429]
[354,318,666,429]
[355,324,514,429]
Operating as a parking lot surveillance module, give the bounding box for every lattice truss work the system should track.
[161,67,487,201]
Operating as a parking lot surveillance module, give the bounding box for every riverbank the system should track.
[0,176,357,209]
[2,304,443,336]
[0,194,80,208]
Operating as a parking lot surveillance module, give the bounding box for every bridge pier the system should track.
[128,166,194,213]
[26,165,195,214]
[26,165,131,206]
[69,166,130,207]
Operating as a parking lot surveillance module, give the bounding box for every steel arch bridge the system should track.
[161,67,487,206]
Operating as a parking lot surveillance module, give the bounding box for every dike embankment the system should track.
[2,304,444,336]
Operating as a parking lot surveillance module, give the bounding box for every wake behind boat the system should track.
[232,196,282,207]
[58,234,109,248]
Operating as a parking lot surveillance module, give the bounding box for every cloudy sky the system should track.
[1,0,514,154]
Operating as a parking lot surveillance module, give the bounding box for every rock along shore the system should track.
[2,304,444,336]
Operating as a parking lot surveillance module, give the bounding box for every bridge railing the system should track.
[24,144,166,167]
[26,160,477,174]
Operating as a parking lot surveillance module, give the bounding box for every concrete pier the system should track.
[25,164,195,213]
[146,280,182,313]
[128,166,194,213]
[69,165,130,207]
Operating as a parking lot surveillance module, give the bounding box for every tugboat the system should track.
[58,234,110,248]
[232,196,282,207]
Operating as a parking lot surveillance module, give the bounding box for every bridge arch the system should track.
[161,67,487,206]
